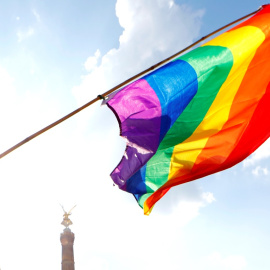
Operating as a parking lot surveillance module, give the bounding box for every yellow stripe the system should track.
[168,26,265,180]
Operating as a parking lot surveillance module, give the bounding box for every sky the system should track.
[0,0,269,270]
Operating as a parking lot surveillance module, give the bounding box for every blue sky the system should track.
[0,1,269,270]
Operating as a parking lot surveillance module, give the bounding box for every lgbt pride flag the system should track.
[107,5,270,215]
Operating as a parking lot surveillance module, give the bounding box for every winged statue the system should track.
[60,204,76,228]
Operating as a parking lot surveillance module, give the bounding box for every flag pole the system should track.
[0,6,263,160]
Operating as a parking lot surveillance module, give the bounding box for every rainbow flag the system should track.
[107,5,270,215]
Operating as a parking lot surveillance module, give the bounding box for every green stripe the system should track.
[144,46,234,195]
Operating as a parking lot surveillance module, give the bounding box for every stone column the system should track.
[60,228,75,270]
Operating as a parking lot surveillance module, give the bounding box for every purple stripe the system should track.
[107,78,162,189]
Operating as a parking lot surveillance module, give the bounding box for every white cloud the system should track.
[0,66,61,152]
[0,66,17,144]
[15,9,40,43]
[73,0,204,105]
[173,191,215,224]
[0,66,14,93]
[84,49,101,72]
[0,65,65,269]
[152,182,215,225]
[172,196,213,226]
[203,191,216,203]
[32,8,41,23]
[202,252,247,270]
[17,27,35,42]
[243,138,270,167]
[85,255,109,270]
[252,166,269,176]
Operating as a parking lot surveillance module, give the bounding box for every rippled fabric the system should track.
[107,5,270,214]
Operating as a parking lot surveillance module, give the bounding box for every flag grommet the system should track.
[97,94,105,100]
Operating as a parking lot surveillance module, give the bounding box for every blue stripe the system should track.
[127,164,147,195]
[145,59,198,143]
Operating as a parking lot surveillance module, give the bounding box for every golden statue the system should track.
[61,204,76,228]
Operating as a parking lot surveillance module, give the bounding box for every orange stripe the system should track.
[168,26,264,181]
[144,10,270,215]
[191,12,270,171]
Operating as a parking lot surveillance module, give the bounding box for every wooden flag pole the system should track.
[0,6,263,159]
